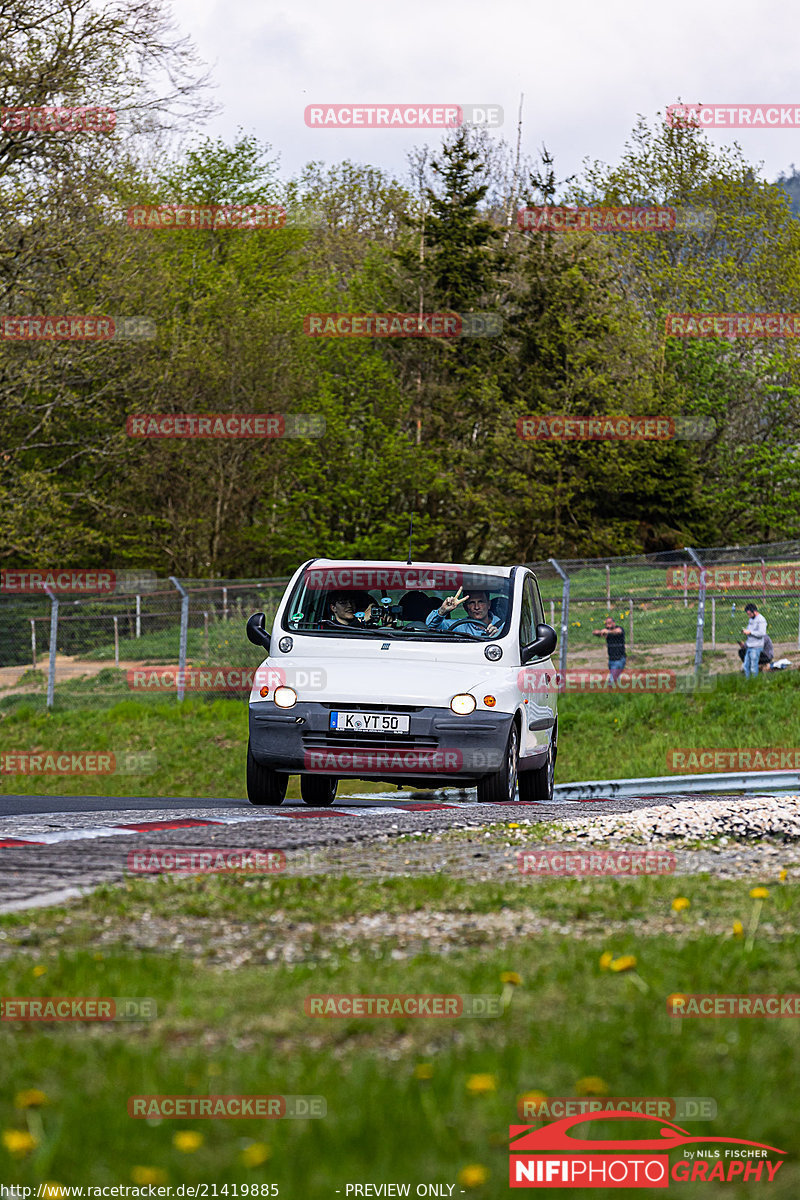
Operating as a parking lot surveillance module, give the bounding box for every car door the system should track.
[518,573,557,753]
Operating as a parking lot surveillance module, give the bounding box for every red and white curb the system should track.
[0,802,559,849]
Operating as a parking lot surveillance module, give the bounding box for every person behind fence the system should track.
[593,614,626,684]
[738,629,774,672]
[741,602,768,677]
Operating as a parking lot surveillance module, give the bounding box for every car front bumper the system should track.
[248,701,532,785]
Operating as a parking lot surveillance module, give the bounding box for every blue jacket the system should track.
[425,607,501,637]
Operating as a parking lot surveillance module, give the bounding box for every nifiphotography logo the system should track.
[509,1111,785,1187]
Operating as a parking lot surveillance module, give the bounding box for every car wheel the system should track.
[519,724,556,803]
[476,722,518,804]
[246,741,288,806]
[300,774,339,807]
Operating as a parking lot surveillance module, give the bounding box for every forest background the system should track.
[4,0,800,577]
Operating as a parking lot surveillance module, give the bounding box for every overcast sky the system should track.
[166,0,800,189]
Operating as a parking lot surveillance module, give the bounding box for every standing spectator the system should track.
[742,602,768,678]
[593,615,626,684]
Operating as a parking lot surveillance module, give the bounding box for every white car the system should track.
[246,559,558,807]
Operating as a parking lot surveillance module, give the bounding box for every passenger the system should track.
[324,592,373,627]
[426,586,501,637]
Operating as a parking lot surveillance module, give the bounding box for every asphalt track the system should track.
[0,786,753,913]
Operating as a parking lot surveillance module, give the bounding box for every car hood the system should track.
[251,653,506,709]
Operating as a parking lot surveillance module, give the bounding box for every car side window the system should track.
[532,578,545,627]
[519,578,535,650]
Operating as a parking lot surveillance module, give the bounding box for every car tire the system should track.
[246,741,288,806]
[300,775,339,807]
[476,722,518,804]
[519,724,557,803]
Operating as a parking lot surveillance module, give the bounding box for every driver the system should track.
[425,587,500,637]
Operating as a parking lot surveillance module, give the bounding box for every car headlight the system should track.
[273,686,297,708]
[278,636,293,653]
[450,693,477,715]
[484,644,502,661]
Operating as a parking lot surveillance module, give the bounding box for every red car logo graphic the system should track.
[510,1111,785,1155]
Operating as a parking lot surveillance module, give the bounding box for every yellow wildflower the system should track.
[131,1169,168,1186]
[749,887,769,899]
[575,1076,609,1096]
[671,897,690,912]
[466,1074,497,1095]
[500,972,522,985]
[2,1130,38,1155]
[14,1089,48,1109]
[172,1131,203,1153]
[458,1165,489,1188]
[732,920,744,937]
[610,955,637,972]
[599,951,614,970]
[241,1143,271,1168]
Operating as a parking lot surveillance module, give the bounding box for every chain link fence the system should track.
[529,540,800,686]
[1,541,799,713]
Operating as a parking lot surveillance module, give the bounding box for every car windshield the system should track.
[283,565,513,641]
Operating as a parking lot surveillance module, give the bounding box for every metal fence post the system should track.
[629,597,634,649]
[44,586,59,709]
[135,594,141,638]
[549,559,570,675]
[113,616,120,668]
[169,577,189,702]
[606,565,611,611]
[222,586,228,622]
[711,597,716,648]
[686,548,705,673]
[30,619,37,670]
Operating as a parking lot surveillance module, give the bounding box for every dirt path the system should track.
[0,653,156,695]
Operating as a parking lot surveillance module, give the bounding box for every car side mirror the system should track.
[521,623,557,663]
[246,612,271,652]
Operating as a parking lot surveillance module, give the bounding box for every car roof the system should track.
[305,559,517,579]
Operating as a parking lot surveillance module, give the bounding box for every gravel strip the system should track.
[543,794,800,844]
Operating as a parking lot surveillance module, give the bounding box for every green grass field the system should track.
[1,669,799,797]
[1,874,797,1196]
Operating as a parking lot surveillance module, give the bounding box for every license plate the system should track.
[330,711,410,734]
